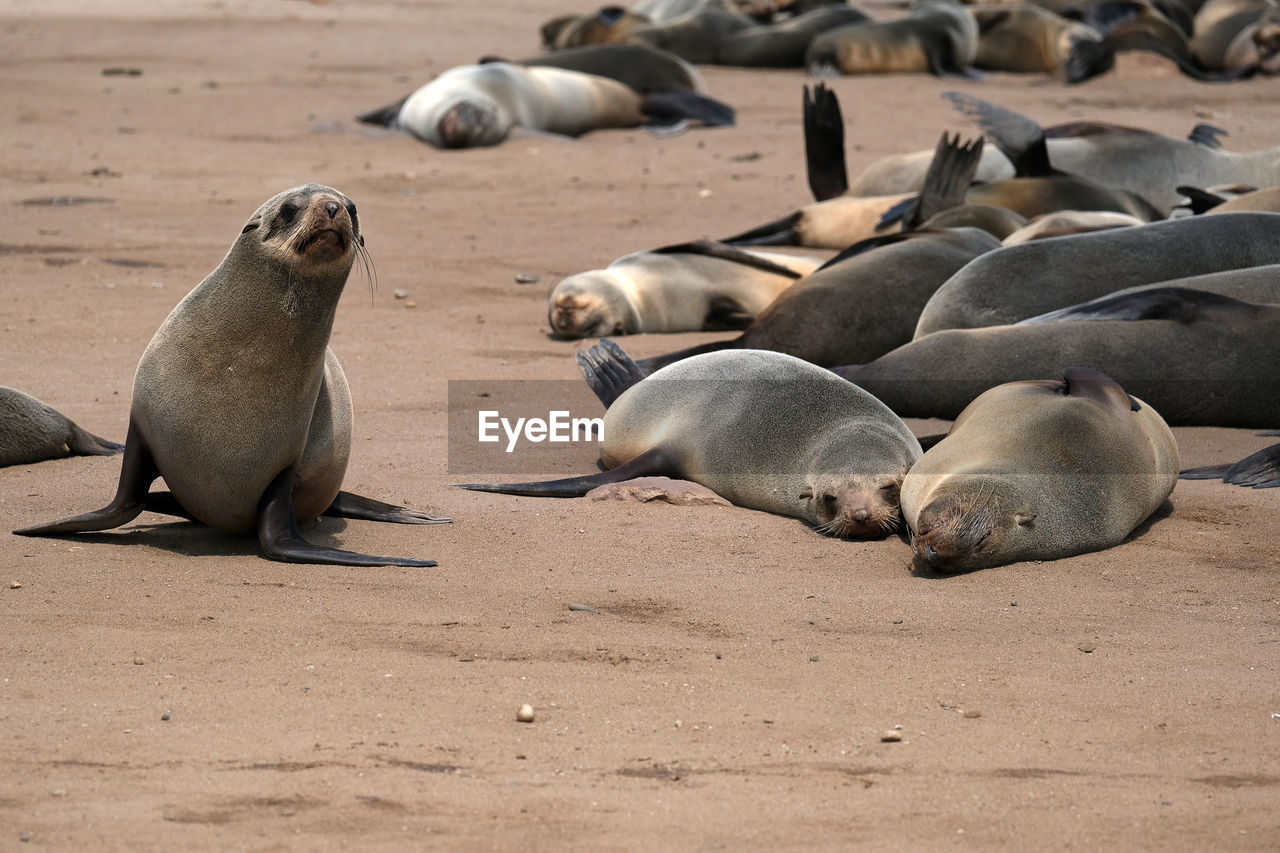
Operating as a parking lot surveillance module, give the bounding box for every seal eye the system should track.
[279,202,300,223]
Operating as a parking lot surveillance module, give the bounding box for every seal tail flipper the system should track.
[257,466,437,567]
[942,91,1055,177]
[324,491,452,524]
[577,338,649,408]
[1180,444,1280,487]
[65,422,125,456]
[904,132,984,229]
[803,83,849,202]
[453,446,677,497]
[13,420,158,536]
[355,95,410,128]
[640,90,735,128]
[721,211,804,246]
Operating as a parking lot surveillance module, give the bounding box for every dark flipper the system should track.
[721,211,803,246]
[66,422,125,457]
[454,446,677,497]
[1188,123,1227,148]
[1175,185,1227,214]
[803,83,849,202]
[577,338,650,408]
[1064,36,1116,84]
[635,339,738,375]
[651,239,804,278]
[1180,443,1280,487]
[356,95,410,128]
[641,90,735,128]
[942,91,1057,177]
[1017,286,1260,326]
[13,420,158,536]
[916,432,949,451]
[143,491,198,521]
[257,466,437,567]
[324,491,452,524]
[904,132,984,229]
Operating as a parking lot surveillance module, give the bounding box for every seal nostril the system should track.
[853,508,868,522]
[325,200,340,218]
[923,545,938,562]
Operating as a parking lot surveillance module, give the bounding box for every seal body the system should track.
[973,4,1105,74]
[901,369,1179,571]
[715,5,872,66]
[0,386,122,466]
[548,244,821,338]
[806,0,978,75]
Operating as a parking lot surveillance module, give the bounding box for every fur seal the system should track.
[548,240,822,339]
[714,5,872,66]
[850,92,1280,212]
[902,367,1179,572]
[14,185,448,567]
[805,0,979,77]
[833,287,1280,427]
[913,212,1280,337]
[625,4,759,63]
[1191,0,1280,73]
[458,345,923,539]
[999,210,1144,244]
[493,43,705,93]
[541,7,653,50]
[355,62,733,149]
[1,387,123,467]
[972,3,1113,81]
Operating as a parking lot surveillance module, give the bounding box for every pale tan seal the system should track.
[356,62,733,149]
[459,346,923,540]
[1,386,122,467]
[548,240,822,339]
[901,367,1179,572]
[972,3,1112,80]
[15,185,448,566]
[999,210,1145,244]
[805,0,979,76]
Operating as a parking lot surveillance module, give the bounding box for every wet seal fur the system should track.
[14,185,449,566]
[457,345,922,539]
[1,386,123,467]
[902,367,1179,572]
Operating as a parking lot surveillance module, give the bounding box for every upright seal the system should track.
[15,185,448,566]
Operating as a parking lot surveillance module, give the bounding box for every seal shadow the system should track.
[35,515,357,560]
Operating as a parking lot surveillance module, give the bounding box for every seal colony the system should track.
[14,185,448,567]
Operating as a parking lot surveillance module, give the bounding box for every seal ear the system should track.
[1014,512,1036,526]
[799,487,815,500]
[241,218,261,234]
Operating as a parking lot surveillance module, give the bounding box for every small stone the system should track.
[808,655,820,663]
[1078,644,1095,654]
[962,710,982,719]
[133,656,144,665]
[161,713,171,721]
[881,731,903,743]
[567,603,598,613]
[393,289,409,300]
[514,271,540,284]
[52,789,67,797]
[404,300,417,309]
[9,581,21,589]
[698,188,712,198]
[517,704,535,723]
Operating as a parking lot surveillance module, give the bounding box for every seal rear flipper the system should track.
[1175,185,1227,214]
[1064,37,1116,84]
[577,338,649,408]
[651,239,804,278]
[65,422,125,457]
[803,83,849,202]
[942,91,1057,177]
[1060,366,1141,412]
[640,90,735,128]
[325,491,452,524]
[1180,444,1280,487]
[13,420,158,536]
[355,95,410,128]
[704,296,756,330]
[453,446,678,497]
[635,339,739,375]
[721,211,804,246]
[1017,286,1260,326]
[257,466,437,567]
[904,132,984,229]
[1188,123,1227,148]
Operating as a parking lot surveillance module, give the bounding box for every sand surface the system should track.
[2,1,1279,849]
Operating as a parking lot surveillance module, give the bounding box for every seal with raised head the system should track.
[457,345,923,540]
[356,62,733,149]
[901,367,1179,572]
[1,386,122,467]
[548,240,822,339]
[805,0,979,76]
[15,185,448,566]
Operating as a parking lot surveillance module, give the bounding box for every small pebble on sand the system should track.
[517,704,535,723]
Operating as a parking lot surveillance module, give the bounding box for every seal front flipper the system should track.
[942,91,1056,177]
[455,446,678,497]
[257,466,437,567]
[1187,124,1227,148]
[13,421,158,536]
[1017,286,1260,326]
[355,94,410,128]
[903,132,985,229]
[1180,444,1280,488]
[651,239,805,279]
[721,211,804,246]
[324,491,452,525]
[1176,185,1227,214]
[803,83,849,202]
[577,338,649,408]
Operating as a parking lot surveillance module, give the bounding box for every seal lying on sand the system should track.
[356,62,733,149]
[902,367,1179,572]
[457,345,923,539]
[15,185,448,566]
[1,386,122,467]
